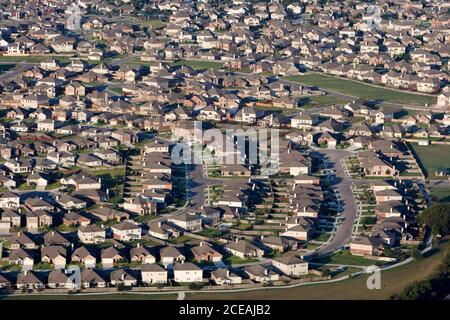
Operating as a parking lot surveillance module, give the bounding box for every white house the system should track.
[141,264,168,284]
[173,262,203,283]
[272,256,309,277]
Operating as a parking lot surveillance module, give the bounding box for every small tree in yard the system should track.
[188,282,204,290]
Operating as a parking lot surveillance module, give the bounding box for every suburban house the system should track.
[224,240,264,259]
[173,262,203,283]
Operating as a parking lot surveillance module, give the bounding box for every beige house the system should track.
[130,245,156,264]
[272,256,308,277]
[0,191,20,209]
[173,262,203,283]
[160,246,185,267]
[211,268,242,285]
[191,242,223,262]
[110,269,138,287]
[41,246,67,269]
[224,240,264,259]
[350,236,379,256]
[111,221,142,241]
[141,264,168,284]
[123,195,156,215]
[71,246,97,268]
[244,264,279,283]
[374,189,403,203]
[168,213,202,231]
[78,224,106,244]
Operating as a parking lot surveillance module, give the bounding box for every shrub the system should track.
[188,282,204,290]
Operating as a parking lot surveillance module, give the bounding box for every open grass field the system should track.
[429,187,450,203]
[186,240,450,300]
[299,94,352,108]
[284,73,437,106]
[139,19,167,30]
[171,60,224,70]
[0,55,72,64]
[408,143,450,179]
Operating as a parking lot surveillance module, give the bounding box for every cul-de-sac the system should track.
[0,0,449,301]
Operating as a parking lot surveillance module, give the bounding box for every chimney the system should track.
[137,243,140,248]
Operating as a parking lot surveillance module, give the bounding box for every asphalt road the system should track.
[312,149,357,256]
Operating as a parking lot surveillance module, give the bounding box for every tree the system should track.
[417,204,450,236]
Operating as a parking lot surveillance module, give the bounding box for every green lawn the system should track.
[312,232,331,242]
[0,55,72,64]
[285,73,436,106]
[223,254,260,265]
[54,224,77,232]
[169,235,198,244]
[17,183,35,191]
[312,250,385,267]
[299,95,352,108]
[45,181,61,190]
[187,240,450,300]
[109,87,123,95]
[135,18,167,30]
[126,57,159,67]
[134,215,159,223]
[197,228,222,238]
[408,143,450,179]
[171,60,224,70]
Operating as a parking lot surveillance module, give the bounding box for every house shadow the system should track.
[0,64,15,73]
